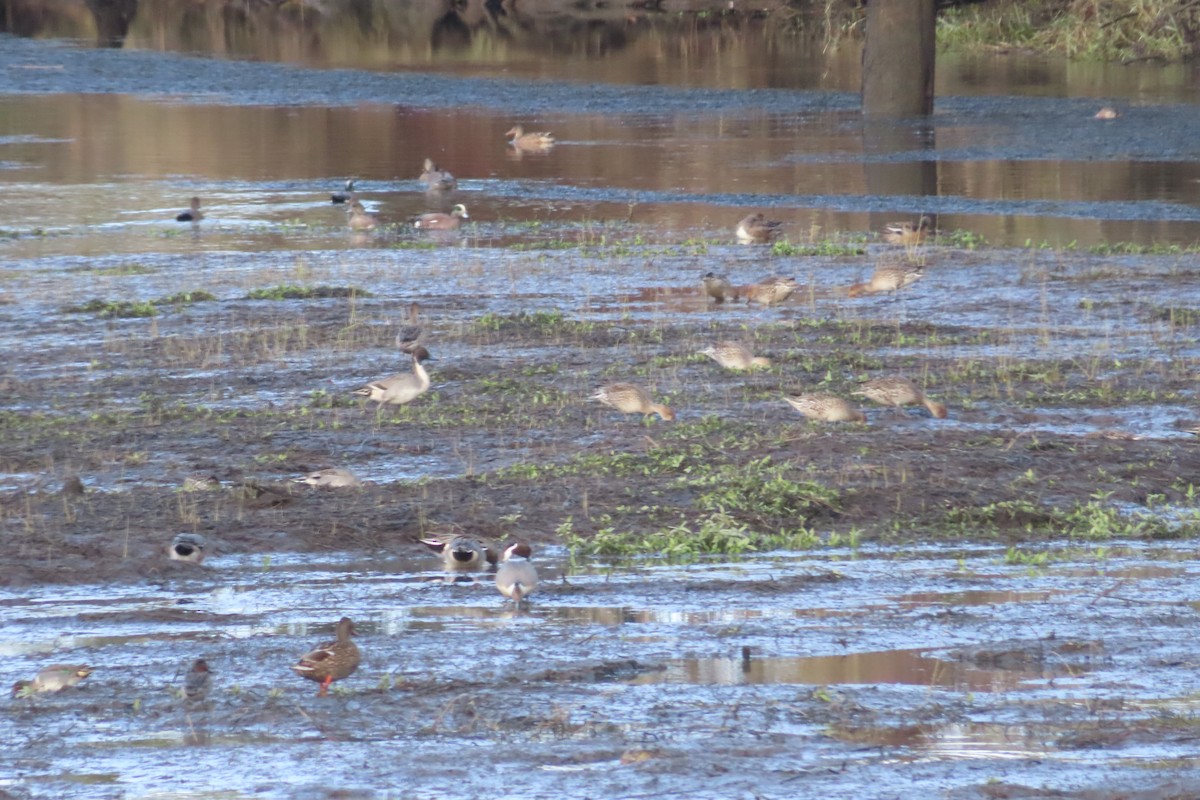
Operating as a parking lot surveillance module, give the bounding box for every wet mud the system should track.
[3,25,1200,800]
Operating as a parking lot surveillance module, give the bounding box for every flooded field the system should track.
[3,4,1200,798]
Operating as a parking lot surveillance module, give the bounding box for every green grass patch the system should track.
[560,512,823,559]
[244,285,372,300]
[470,310,595,337]
[771,240,865,257]
[62,299,157,318]
[937,0,1200,63]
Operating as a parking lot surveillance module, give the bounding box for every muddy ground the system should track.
[3,234,1200,799]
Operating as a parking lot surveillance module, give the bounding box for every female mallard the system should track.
[590,382,674,421]
[346,199,378,231]
[700,341,770,371]
[784,393,866,423]
[852,376,947,419]
[701,272,733,303]
[292,617,361,696]
[418,158,457,192]
[847,264,924,297]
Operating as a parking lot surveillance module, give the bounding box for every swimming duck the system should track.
[744,275,800,306]
[292,617,361,697]
[590,382,674,421]
[1094,107,1121,120]
[881,216,931,246]
[414,204,469,231]
[847,264,925,297]
[346,199,378,231]
[169,532,206,564]
[418,158,457,192]
[701,272,734,304]
[784,393,866,423]
[420,533,496,573]
[331,179,356,204]
[293,468,362,488]
[495,542,538,604]
[183,658,212,703]
[12,664,93,697]
[735,213,783,244]
[852,376,947,419]
[505,125,555,151]
[700,341,770,371]
[175,197,203,223]
[352,354,431,406]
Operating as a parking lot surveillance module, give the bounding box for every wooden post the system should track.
[862,0,937,116]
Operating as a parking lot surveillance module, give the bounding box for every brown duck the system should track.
[292,616,361,696]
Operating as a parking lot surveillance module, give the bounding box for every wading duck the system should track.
[701,272,734,303]
[495,542,538,604]
[169,532,207,564]
[12,664,93,697]
[784,393,866,423]
[744,275,799,307]
[590,383,674,422]
[353,354,431,407]
[420,533,496,573]
[175,197,203,223]
[852,376,947,419]
[847,264,925,297]
[881,216,931,246]
[292,617,361,696]
[183,658,212,703]
[700,341,770,371]
[293,468,362,488]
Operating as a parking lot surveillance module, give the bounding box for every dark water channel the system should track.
[4,3,1200,799]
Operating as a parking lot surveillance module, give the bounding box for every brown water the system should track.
[2,1,1199,249]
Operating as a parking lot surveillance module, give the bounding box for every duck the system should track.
[700,341,770,371]
[420,533,496,573]
[183,658,212,703]
[346,199,378,231]
[701,272,734,304]
[744,275,800,307]
[847,264,925,297]
[418,158,457,192]
[784,393,866,423]
[293,468,362,488]
[852,376,947,419]
[12,664,93,697]
[352,354,431,406]
[505,125,555,151]
[175,197,203,223]
[495,542,538,604]
[169,532,206,564]
[331,179,356,204]
[590,382,674,421]
[414,204,469,231]
[1094,107,1121,120]
[292,617,361,697]
[735,213,783,244]
[181,474,221,492]
[881,215,931,246]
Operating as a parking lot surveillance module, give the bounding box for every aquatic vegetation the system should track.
[244,285,372,300]
[937,0,1200,63]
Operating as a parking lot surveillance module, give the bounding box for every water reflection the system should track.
[631,648,1080,691]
